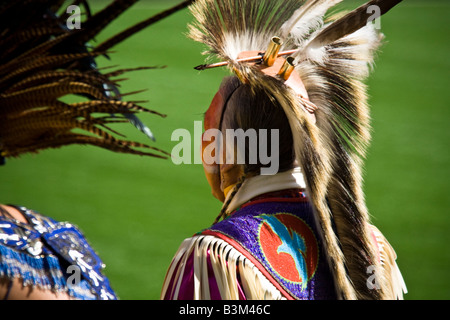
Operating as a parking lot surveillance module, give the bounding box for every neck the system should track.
[223,167,306,215]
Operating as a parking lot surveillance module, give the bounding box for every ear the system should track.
[202,163,225,202]
[201,126,225,202]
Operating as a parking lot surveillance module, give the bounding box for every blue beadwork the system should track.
[205,199,337,300]
[0,206,117,300]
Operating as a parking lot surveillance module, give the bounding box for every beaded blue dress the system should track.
[0,205,117,300]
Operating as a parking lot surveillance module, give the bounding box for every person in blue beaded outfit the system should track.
[0,205,117,300]
[0,0,193,300]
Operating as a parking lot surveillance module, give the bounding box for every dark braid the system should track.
[213,174,247,224]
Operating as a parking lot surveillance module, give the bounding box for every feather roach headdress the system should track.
[188,0,403,300]
[0,0,194,164]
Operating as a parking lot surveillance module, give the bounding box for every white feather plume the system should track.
[280,0,341,41]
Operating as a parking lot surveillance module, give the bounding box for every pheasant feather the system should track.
[0,0,192,161]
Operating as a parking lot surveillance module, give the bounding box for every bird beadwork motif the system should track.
[257,213,318,289]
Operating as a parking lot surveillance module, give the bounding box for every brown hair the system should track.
[220,76,295,175]
[212,76,296,223]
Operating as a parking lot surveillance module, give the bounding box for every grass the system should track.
[0,0,448,300]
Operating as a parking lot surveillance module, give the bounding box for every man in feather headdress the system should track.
[162,0,407,300]
[0,0,193,300]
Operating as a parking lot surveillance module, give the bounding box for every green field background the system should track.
[1,0,448,300]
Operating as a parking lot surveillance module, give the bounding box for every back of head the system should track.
[220,76,295,176]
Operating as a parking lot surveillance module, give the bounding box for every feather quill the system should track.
[300,0,403,59]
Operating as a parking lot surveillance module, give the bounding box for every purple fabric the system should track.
[163,197,337,300]
[204,199,337,300]
[177,252,195,300]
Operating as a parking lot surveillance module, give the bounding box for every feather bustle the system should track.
[188,0,404,299]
